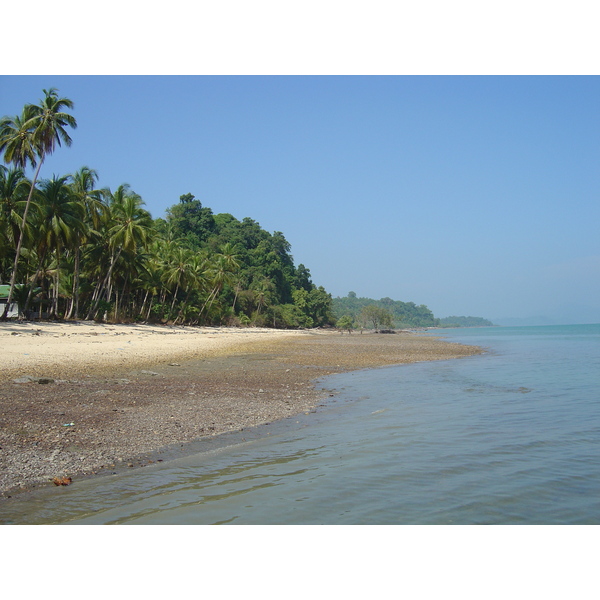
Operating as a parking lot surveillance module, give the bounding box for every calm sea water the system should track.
[3,324,599,524]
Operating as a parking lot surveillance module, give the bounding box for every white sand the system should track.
[0,321,306,381]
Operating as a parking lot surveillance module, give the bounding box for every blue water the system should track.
[3,324,599,524]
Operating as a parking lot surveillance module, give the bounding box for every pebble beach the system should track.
[0,322,483,499]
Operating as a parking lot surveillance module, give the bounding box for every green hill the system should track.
[332,292,437,328]
[333,293,495,329]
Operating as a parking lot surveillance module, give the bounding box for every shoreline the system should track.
[0,322,483,501]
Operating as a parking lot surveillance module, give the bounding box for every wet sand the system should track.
[0,322,483,499]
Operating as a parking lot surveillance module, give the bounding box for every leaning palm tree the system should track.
[87,184,152,320]
[0,88,76,319]
[163,246,195,314]
[251,278,275,315]
[199,251,239,320]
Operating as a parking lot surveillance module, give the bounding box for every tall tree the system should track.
[0,88,76,319]
[87,184,152,319]
[0,165,31,266]
[166,193,215,248]
[33,175,85,318]
[66,167,104,318]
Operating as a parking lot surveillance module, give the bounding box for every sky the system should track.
[2,0,600,325]
[2,75,599,324]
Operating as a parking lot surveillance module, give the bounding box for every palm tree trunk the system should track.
[66,246,81,320]
[48,243,62,320]
[139,289,149,319]
[114,288,120,322]
[169,282,181,314]
[87,247,122,319]
[175,286,194,324]
[146,296,154,321]
[23,247,48,316]
[200,286,219,317]
[232,286,240,313]
[118,273,130,322]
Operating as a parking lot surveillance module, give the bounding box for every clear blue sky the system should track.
[2,75,599,323]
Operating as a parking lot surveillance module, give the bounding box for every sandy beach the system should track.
[0,322,483,499]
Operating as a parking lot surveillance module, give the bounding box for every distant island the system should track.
[333,292,494,330]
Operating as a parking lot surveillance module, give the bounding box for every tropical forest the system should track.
[0,88,335,327]
[1,88,491,330]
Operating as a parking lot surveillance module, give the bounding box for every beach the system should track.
[0,322,482,498]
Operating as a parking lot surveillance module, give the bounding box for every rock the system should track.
[140,370,160,376]
[52,476,72,486]
[13,376,36,384]
[37,378,55,385]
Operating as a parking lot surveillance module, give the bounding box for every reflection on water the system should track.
[3,325,600,525]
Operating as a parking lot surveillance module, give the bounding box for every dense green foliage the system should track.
[0,89,335,328]
[358,305,394,330]
[333,292,438,328]
[333,293,494,329]
[437,316,495,327]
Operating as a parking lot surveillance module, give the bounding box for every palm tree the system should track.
[199,249,240,319]
[66,167,104,318]
[138,247,169,322]
[163,246,195,314]
[0,88,76,319]
[87,184,152,320]
[32,175,85,318]
[219,242,241,273]
[251,278,275,315]
[173,251,208,324]
[70,166,105,229]
[0,165,31,256]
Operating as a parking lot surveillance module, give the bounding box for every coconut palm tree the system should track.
[173,251,209,324]
[70,167,105,229]
[87,184,152,319]
[0,88,76,319]
[199,250,240,320]
[31,89,77,158]
[0,165,32,257]
[138,238,171,316]
[164,246,195,314]
[251,278,275,315]
[66,167,104,318]
[33,175,85,318]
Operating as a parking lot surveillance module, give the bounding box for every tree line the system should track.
[333,293,494,331]
[437,316,495,327]
[333,292,438,329]
[0,88,336,328]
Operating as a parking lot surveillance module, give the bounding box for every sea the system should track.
[2,323,599,525]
